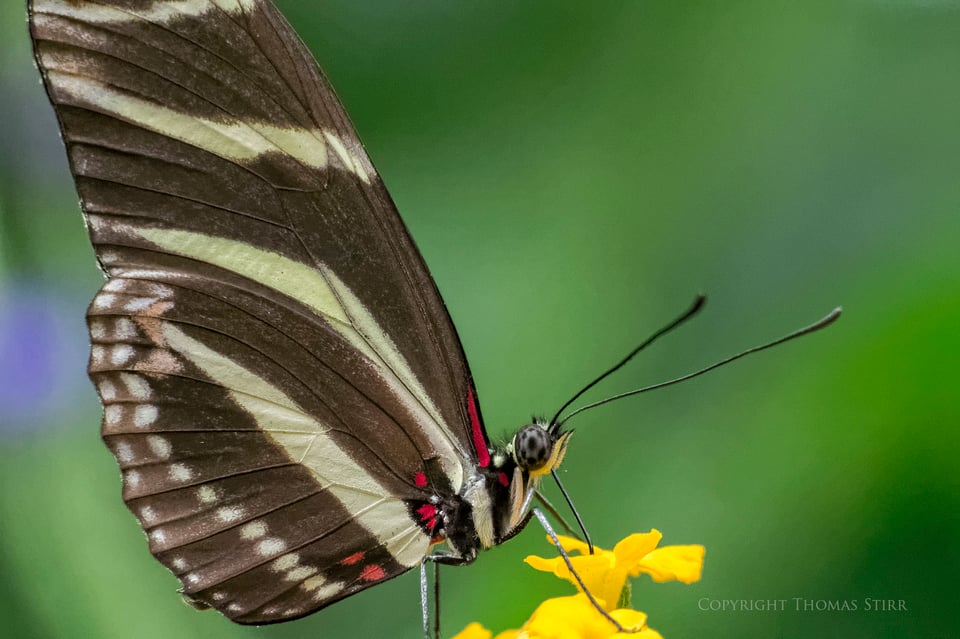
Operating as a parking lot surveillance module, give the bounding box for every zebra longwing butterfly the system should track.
[29,0,578,625]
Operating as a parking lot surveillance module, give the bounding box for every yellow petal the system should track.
[632,544,705,584]
[609,607,648,630]
[609,609,664,639]
[523,594,625,639]
[524,550,615,583]
[550,534,594,556]
[451,622,493,639]
[611,530,663,568]
[525,551,624,610]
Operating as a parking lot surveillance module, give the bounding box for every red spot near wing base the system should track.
[468,389,491,467]
[414,471,428,487]
[416,503,438,521]
[359,564,386,582]
[340,551,364,566]
[498,472,509,487]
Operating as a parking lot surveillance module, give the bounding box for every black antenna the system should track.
[549,294,707,430]
[559,306,842,427]
[550,468,594,553]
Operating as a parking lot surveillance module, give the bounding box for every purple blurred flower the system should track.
[0,281,90,434]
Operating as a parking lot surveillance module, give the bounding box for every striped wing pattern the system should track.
[30,0,484,623]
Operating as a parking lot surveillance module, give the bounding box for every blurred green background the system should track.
[1,1,958,637]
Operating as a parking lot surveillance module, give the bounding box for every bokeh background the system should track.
[1,1,957,637]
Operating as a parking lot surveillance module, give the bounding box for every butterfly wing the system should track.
[30,0,487,623]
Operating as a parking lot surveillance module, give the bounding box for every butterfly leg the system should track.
[420,547,477,639]
[419,559,439,639]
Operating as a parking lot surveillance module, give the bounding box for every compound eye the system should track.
[513,424,553,471]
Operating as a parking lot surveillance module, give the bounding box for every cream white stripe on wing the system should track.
[43,68,336,172]
[131,226,465,490]
[322,265,451,442]
[162,322,430,567]
[34,0,255,25]
[138,227,349,326]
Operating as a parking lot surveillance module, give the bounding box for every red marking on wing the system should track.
[498,472,509,487]
[416,503,438,521]
[359,564,387,582]
[340,551,364,566]
[468,388,490,467]
[414,471,428,488]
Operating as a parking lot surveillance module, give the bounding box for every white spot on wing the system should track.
[99,251,121,265]
[110,344,134,365]
[171,557,187,571]
[103,279,127,293]
[284,565,318,581]
[104,404,123,425]
[150,528,166,544]
[124,470,141,488]
[303,576,342,602]
[124,297,156,312]
[313,582,343,601]
[146,435,172,459]
[99,380,117,400]
[89,320,106,340]
[119,373,151,400]
[146,282,174,298]
[197,486,218,504]
[115,317,137,340]
[90,345,107,365]
[271,553,299,571]
[257,538,286,557]
[134,404,158,428]
[140,506,157,523]
[216,506,245,523]
[169,463,194,482]
[302,575,326,591]
[115,441,134,462]
[93,293,116,310]
[241,520,268,540]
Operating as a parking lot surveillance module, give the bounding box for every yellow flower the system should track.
[450,531,704,639]
[525,530,705,611]
[452,622,492,639]
[451,595,663,639]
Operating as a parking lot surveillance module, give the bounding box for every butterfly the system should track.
[29,0,840,631]
[28,0,580,625]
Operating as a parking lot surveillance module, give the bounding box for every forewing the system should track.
[29,0,484,622]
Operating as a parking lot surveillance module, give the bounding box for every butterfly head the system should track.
[509,419,573,476]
